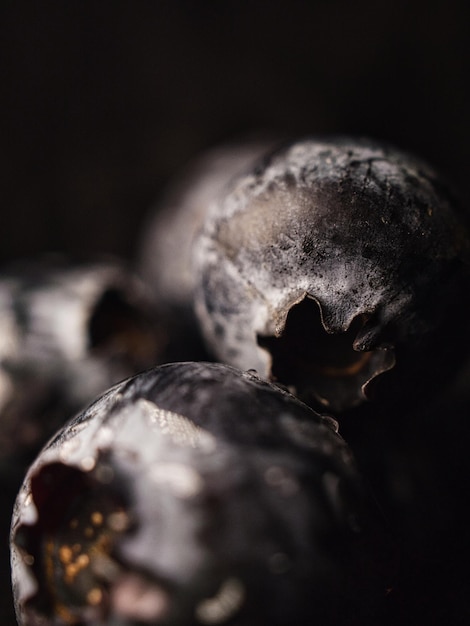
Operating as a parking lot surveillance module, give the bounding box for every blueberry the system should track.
[11,362,393,625]
[193,137,470,413]
[137,138,278,365]
[0,256,164,486]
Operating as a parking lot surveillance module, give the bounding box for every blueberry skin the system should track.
[0,256,164,486]
[11,362,392,626]
[193,137,470,413]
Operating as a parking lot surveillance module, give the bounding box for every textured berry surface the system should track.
[193,137,470,413]
[11,362,392,625]
[0,257,168,625]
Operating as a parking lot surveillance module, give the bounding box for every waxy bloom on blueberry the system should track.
[193,137,470,412]
[11,362,392,625]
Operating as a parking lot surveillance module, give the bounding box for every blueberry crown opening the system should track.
[13,461,132,624]
[88,288,159,366]
[257,297,394,413]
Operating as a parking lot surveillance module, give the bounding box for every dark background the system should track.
[1,0,469,268]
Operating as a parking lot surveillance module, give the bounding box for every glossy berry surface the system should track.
[193,137,470,413]
[11,362,391,625]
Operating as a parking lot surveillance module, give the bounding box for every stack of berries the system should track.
[4,137,470,625]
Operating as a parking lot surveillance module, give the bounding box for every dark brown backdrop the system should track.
[1,0,469,266]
